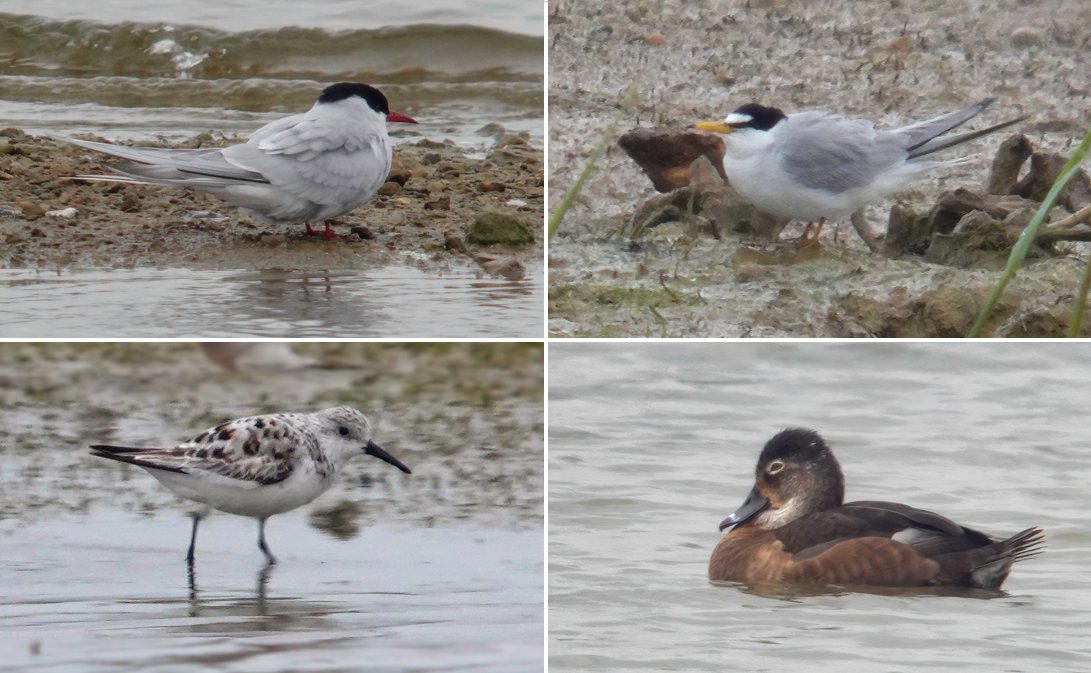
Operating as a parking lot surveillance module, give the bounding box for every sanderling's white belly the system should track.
[153,470,331,518]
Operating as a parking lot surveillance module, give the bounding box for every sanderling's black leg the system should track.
[257,518,277,565]
[186,513,201,565]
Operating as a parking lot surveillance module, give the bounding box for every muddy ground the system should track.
[0,128,543,276]
[548,0,1091,337]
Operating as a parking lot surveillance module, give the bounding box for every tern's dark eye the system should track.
[338,426,350,436]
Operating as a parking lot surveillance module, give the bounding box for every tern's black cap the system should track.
[318,82,390,115]
[731,103,787,131]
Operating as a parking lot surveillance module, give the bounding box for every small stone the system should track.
[421,152,442,165]
[476,122,506,138]
[425,195,451,211]
[478,181,506,192]
[495,134,529,149]
[444,234,468,253]
[182,210,228,222]
[30,227,45,238]
[1010,26,1042,48]
[18,202,45,220]
[387,158,411,185]
[465,210,533,246]
[378,181,402,196]
[46,207,78,218]
[351,225,374,239]
[480,256,526,280]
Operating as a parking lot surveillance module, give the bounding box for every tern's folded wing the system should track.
[57,136,270,184]
[224,117,391,207]
[777,112,910,194]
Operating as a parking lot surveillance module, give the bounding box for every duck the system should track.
[709,428,1043,588]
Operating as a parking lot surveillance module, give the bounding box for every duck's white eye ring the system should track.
[767,460,786,475]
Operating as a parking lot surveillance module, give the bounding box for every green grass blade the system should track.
[967,127,1091,337]
[548,87,636,241]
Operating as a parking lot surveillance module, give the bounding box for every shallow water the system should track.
[0,263,543,337]
[1,516,541,673]
[0,343,544,672]
[0,1,543,148]
[548,342,1091,672]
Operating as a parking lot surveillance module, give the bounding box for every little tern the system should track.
[57,82,418,238]
[695,100,1024,245]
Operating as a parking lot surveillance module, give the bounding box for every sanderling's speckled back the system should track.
[90,406,412,565]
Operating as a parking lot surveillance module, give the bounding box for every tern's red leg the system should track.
[304,220,340,239]
[797,218,826,247]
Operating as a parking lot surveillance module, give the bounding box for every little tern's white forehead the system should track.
[724,112,754,125]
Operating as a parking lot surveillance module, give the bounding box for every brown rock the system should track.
[387,158,411,185]
[18,202,45,220]
[987,135,1033,195]
[618,127,727,193]
[425,195,451,211]
[479,255,526,280]
[378,182,402,196]
[118,193,141,213]
[445,234,468,253]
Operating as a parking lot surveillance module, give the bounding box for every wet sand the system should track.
[548,0,1091,336]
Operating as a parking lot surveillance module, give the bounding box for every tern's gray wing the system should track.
[57,136,269,184]
[893,99,992,158]
[777,112,911,194]
[221,108,390,207]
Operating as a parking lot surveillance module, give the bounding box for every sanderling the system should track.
[90,406,411,565]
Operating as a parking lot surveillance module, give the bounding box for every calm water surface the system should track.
[0,264,542,337]
[549,343,1090,672]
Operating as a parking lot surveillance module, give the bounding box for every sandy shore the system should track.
[0,129,542,274]
[548,0,1091,336]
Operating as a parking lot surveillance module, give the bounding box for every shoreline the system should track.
[1,130,543,275]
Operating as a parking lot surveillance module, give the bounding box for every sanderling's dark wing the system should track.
[90,414,313,486]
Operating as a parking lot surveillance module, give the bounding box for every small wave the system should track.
[0,12,542,81]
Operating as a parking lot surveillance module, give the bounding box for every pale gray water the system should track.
[0,264,543,337]
[1,516,541,673]
[549,342,1091,672]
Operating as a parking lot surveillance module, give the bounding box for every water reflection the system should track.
[0,264,543,337]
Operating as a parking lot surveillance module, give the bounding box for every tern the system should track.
[56,82,418,238]
[695,100,1024,245]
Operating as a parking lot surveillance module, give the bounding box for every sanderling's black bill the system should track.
[365,440,412,474]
